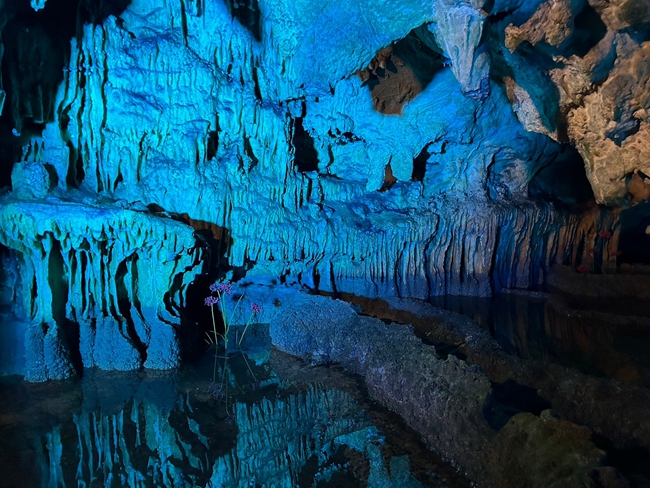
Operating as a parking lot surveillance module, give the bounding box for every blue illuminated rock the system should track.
[0,195,204,380]
[0,0,643,382]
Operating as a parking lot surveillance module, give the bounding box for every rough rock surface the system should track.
[0,0,600,310]
[498,0,650,205]
[505,0,573,53]
[0,193,204,380]
[0,0,644,380]
[335,291,650,483]
[240,283,629,486]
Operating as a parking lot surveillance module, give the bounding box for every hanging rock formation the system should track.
[497,0,650,205]
[0,184,204,380]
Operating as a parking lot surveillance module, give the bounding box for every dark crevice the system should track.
[116,258,147,364]
[563,3,608,57]
[412,143,430,182]
[243,134,259,172]
[606,118,641,147]
[379,162,397,192]
[206,130,219,161]
[48,237,83,374]
[291,116,319,173]
[483,379,551,431]
[251,66,263,101]
[223,0,261,41]
[592,434,650,487]
[528,146,595,210]
[618,202,650,265]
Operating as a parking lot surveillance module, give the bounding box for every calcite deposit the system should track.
[0,0,646,378]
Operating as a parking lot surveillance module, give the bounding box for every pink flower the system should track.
[251,303,262,314]
[598,230,613,239]
[204,296,219,306]
[576,265,589,273]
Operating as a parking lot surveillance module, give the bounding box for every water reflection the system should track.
[430,293,650,387]
[0,347,468,488]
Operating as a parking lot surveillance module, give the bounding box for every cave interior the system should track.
[0,0,650,486]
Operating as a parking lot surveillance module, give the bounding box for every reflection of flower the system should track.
[205,296,219,306]
[599,230,613,239]
[251,303,262,314]
[577,265,589,273]
[586,248,599,255]
[611,251,623,257]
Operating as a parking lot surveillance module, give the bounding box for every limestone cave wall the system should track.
[0,0,648,377]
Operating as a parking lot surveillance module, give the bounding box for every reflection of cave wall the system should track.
[27,375,405,487]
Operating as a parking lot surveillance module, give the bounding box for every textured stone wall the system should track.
[0,0,644,376]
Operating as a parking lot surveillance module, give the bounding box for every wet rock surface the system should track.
[242,283,638,486]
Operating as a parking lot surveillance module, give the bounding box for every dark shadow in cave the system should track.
[291,117,319,173]
[483,379,551,431]
[618,201,650,265]
[412,143,432,182]
[528,145,595,210]
[48,237,83,374]
[361,24,445,115]
[116,258,148,365]
[222,0,261,41]
[146,205,238,361]
[0,0,132,188]
[562,2,608,58]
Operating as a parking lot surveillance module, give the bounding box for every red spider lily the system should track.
[576,265,589,273]
[598,230,613,239]
[250,303,262,314]
[204,296,219,306]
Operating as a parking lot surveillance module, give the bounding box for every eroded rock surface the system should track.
[0,193,204,380]
[238,284,632,486]
[498,0,650,205]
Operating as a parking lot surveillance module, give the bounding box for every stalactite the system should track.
[0,199,204,379]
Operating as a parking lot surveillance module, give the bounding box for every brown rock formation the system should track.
[505,0,573,53]
[563,39,650,204]
[588,0,650,31]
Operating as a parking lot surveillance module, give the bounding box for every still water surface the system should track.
[0,345,469,488]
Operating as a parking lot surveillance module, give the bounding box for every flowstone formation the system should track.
[0,0,647,380]
[0,185,204,380]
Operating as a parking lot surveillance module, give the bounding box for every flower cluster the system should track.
[204,281,262,351]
